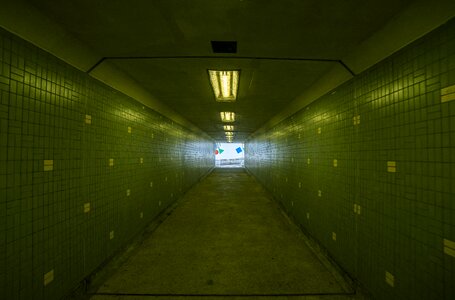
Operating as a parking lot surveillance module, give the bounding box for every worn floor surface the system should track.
[89,168,357,300]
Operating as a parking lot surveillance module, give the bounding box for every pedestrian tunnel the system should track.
[0,1,454,300]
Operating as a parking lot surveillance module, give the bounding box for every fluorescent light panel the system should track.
[209,70,239,101]
[225,132,234,137]
[220,112,235,122]
[223,125,234,131]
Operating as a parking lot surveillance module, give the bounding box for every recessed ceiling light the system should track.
[225,132,234,137]
[226,136,233,143]
[220,112,235,122]
[224,125,234,131]
[209,70,239,102]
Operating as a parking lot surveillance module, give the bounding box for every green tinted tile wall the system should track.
[245,19,455,300]
[0,28,214,300]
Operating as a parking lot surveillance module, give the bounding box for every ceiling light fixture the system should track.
[220,112,235,122]
[209,70,239,102]
[223,125,234,131]
[226,136,233,143]
[225,132,234,137]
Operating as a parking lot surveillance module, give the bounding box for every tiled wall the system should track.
[245,19,455,300]
[0,28,214,300]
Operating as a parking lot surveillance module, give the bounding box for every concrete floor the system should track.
[89,169,360,300]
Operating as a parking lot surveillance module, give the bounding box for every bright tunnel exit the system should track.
[215,142,244,168]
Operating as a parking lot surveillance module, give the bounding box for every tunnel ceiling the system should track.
[28,0,414,142]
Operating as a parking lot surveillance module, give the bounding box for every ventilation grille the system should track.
[211,41,237,53]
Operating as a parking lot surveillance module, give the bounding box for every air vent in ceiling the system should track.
[211,41,237,53]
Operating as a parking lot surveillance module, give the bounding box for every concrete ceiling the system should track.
[27,0,415,141]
